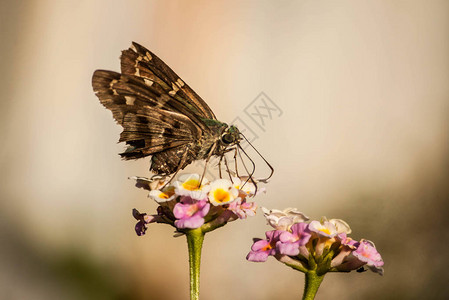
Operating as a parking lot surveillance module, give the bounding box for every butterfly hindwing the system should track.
[151,145,199,174]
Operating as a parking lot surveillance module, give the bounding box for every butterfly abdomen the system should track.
[150,144,198,174]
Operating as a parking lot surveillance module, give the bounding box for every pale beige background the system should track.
[1,1,448,299]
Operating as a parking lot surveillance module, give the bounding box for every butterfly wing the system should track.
[120,42,217,121]
[92,70,202,173]
[92,42,225,175]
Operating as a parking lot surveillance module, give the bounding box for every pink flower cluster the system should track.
[247,207,384,275]
[131,174,261,235]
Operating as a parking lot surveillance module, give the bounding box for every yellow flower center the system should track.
[159,193,169,199]
[182,179,200,191]
[214,188,230,203]
[262,244,272,251]
[320,228,331,235]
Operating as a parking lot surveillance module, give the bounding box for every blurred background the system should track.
[1,0,448,299]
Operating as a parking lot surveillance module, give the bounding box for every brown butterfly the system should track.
[92,42,272,181]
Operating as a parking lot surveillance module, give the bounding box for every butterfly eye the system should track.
[221,133,235,145]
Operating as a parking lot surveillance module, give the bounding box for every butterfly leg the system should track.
[223,155,234,182]
[233,146,241,178]
[198,143,218,187]
[218,155,223,179]
[217,147,237,181]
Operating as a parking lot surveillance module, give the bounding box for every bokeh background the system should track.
[1,1,448,299]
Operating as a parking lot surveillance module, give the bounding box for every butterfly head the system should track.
[220,125,241,147]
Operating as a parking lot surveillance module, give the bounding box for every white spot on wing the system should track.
[144,78,153,86]
[110,79,119,95]
[134,56,143,76]
[169,82,179,96]
[125,96,136,105]
[145,51,152,61]
[176,79,185,88]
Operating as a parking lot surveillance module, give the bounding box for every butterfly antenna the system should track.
[236,144,258,194]
[236,145,255,182]
[240,133,274,182]
[218,152,233,182]
[198,143,218,187]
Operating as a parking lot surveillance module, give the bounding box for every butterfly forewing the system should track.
[120,42,217,120]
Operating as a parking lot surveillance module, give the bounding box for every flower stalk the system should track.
[186,228,205,300]
[303,271,324,300]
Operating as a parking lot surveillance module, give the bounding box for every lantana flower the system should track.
[173,197,210,229]
[261,207,309,230]
[277,222,312,256]
[208,179,239,206]
[353,239,384,275]
[149,187,176,203]
[247,207,384,299]
[228,198,257,219]
[231,176,257,196]
[131,173,261,234]
[173,173,210,200]
[246,230,281,262]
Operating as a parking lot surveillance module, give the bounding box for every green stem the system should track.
[186,228,205,300]
[302,271,325,300]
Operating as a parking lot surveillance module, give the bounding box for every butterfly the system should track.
[92,42,272,182]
